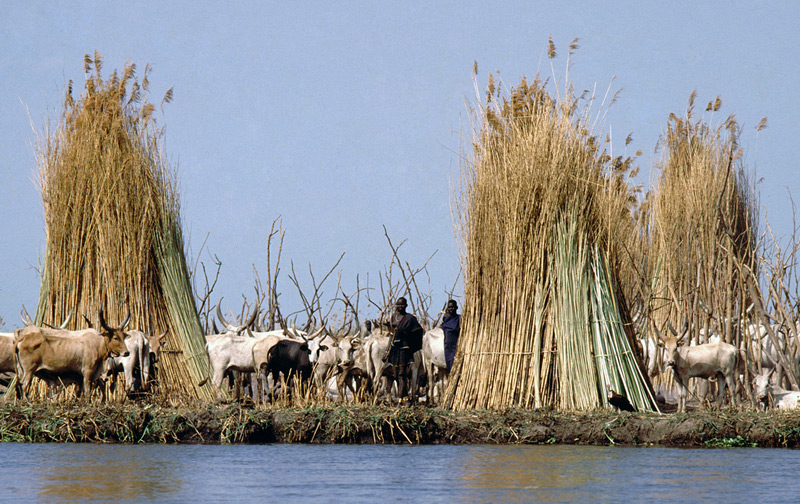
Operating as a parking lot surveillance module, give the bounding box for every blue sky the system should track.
[1,2,798,329]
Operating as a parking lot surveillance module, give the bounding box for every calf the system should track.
[306,330,337,389]
[657,326,740,412]
[14,309,130,401]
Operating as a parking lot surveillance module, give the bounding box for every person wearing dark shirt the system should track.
[384,296,423,400]
[441,299,460,372]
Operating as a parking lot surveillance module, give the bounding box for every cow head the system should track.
[142,330,167,391]
[753,369,775,402]
[148,330,167,360]
[304,326,331,364]
[336,335,359,368]
[653,320,689,370]
[99,307,131,357]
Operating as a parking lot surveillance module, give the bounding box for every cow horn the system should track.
[666,320,677,336]
[20,305,34,326]
[652,321,667,342]
[99,307,113,334]
[121,306,131,330]
[59,311,73,330]
[677,318,690,343]
[243,304,259,330]
[216,300,231,329]
[83,314,94,329]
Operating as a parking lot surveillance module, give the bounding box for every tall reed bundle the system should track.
[648,93,758,350]
[34,52,212,400]
[445,52,655,412]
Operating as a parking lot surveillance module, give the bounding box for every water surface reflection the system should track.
[2,443,798,503]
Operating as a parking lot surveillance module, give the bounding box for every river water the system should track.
[1,443,798,503]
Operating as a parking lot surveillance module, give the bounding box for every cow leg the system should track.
[674,377,689,413]
[395,364,409,401]
[19,372,33,401]
[724,372,737,408]
[211,366,227,401]
[269,370,280,402]
[256,365,266,404]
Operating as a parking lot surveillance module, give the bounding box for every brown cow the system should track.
[0,333,14,374]
[15,309,130,401]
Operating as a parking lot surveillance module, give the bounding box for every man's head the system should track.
[395,297,408,314]
[445,299,458,316]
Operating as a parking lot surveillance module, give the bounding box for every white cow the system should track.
[205,332,268,401]
[365,329,392,397]
[333,334,370,401]
[639,336,668,378]
[366,328,424,402]
[657,328,740,412]
[421,328,448,404]
[107,330,167,395]
[754,369,800,410]
[742,322,800,387]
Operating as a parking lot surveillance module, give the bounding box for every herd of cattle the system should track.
[202,306,450,404]
[2,305,799,412]
[0,305,451,405]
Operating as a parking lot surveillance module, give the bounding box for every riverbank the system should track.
[2,402,799,447]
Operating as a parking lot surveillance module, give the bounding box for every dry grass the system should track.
[34,52,212,400]
[444,46,652,412]
[645,94,759,388]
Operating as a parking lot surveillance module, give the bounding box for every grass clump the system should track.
[445,41,654,412]
[33,51,212,400]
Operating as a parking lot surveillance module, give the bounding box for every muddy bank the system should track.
[1,402,800,447]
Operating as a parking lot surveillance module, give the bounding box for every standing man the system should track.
[441,299,460,372]
[384,296,423,401]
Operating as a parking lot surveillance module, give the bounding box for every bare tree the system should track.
[288,252,346,331]
[190,232,223,333]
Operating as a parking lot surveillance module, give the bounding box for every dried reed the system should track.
[445,54,652,411]
[647,93,759,385]
[34,52,212,400]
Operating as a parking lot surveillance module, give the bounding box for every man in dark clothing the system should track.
[383,296,423,400]
[441,299,460,372]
